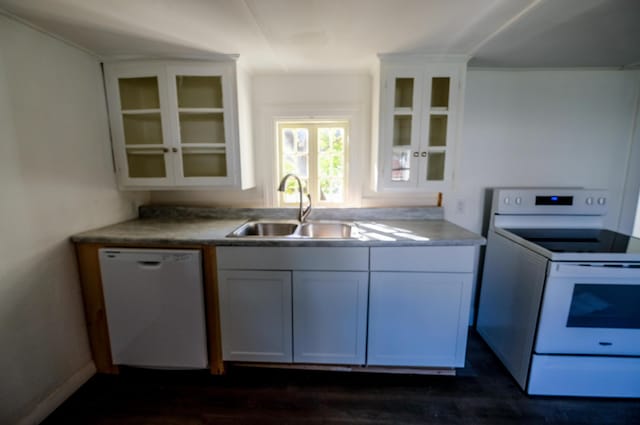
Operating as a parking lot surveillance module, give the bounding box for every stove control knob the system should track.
[597,197,606,205]
[503,197,510,205]
[515,197,522,205]
[586,197,594,205]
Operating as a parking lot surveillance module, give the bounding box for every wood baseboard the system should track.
[17,362,96,425]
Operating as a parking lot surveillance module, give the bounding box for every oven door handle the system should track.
[549,262,640,279]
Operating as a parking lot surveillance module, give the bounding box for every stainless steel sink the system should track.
[227,220,360,239]
[228,221,299,237]
[293,222,357,239]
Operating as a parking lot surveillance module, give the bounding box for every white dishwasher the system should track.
[99,248,208,369]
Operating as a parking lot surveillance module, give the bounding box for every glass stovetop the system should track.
[504,228,640,253]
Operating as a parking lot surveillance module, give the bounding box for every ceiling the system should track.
[0,0,639,72]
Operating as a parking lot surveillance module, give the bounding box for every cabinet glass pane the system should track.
[394,78,414,108]
[176,76,223,108]
[126,150,166,178]
[179,113,224,144]
[426,152,445,181]
[182,148,227,177]
[123,113,163,145]
[393,116,412,146]
[428,115,448,147]
[431,77,450,108]
[119,77,159,110]
[391,148,411,182]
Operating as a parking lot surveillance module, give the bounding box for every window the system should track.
[277,121,348,206]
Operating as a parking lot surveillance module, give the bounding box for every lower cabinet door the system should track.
[293,271,369,364]
[367,272,472,367]
[218,270,292,362]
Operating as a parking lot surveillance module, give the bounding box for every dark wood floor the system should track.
[43,330,640,425]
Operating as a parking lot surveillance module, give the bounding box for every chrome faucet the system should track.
[277,173,312,223]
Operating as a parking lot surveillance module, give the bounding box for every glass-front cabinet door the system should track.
[389,76,422,186]
[109,67,173,187]
[377,59,465,192]
[420,73,453,185]
[167,65,235,186]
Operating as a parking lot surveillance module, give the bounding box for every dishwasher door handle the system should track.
[137,261,162,269]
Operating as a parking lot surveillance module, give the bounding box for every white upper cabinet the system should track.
[373,55,467,192]
[104,60,254,190]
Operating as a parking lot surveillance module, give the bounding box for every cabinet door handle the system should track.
[412,152,419,158]
[172,147,179,153]
[421,152,427,157]
[162,148,169,153]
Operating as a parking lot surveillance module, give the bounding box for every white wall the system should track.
[446,69,640,234]
[0,16,148,424]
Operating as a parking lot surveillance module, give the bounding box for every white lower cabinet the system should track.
[217,245,475,368]
[217,270,292,362]
[367,272,472,367]
[367,246,475,368]
[293,271,369,364]
[217,247,369,365]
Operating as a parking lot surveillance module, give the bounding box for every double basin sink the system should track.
[227,220,360,239]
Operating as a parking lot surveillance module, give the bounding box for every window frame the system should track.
[276,120,350,207]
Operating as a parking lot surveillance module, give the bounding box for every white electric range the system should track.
[476,188,640,397]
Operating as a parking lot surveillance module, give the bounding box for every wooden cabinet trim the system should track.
[75,243,119,374]
[202,245,224,374]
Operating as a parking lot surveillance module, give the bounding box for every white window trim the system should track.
[257,104,366,208]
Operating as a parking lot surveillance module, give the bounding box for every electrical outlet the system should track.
[456,200,465,214]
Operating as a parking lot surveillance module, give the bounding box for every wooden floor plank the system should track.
[41,330,640,425]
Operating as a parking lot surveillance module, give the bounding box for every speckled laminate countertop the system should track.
[70,206,486,247]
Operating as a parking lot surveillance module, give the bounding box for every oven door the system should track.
[535,262,640,355]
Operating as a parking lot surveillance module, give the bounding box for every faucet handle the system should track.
[302,193,312,222]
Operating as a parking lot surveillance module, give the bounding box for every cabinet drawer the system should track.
[370,246,474,272]
[217,247,369,271]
